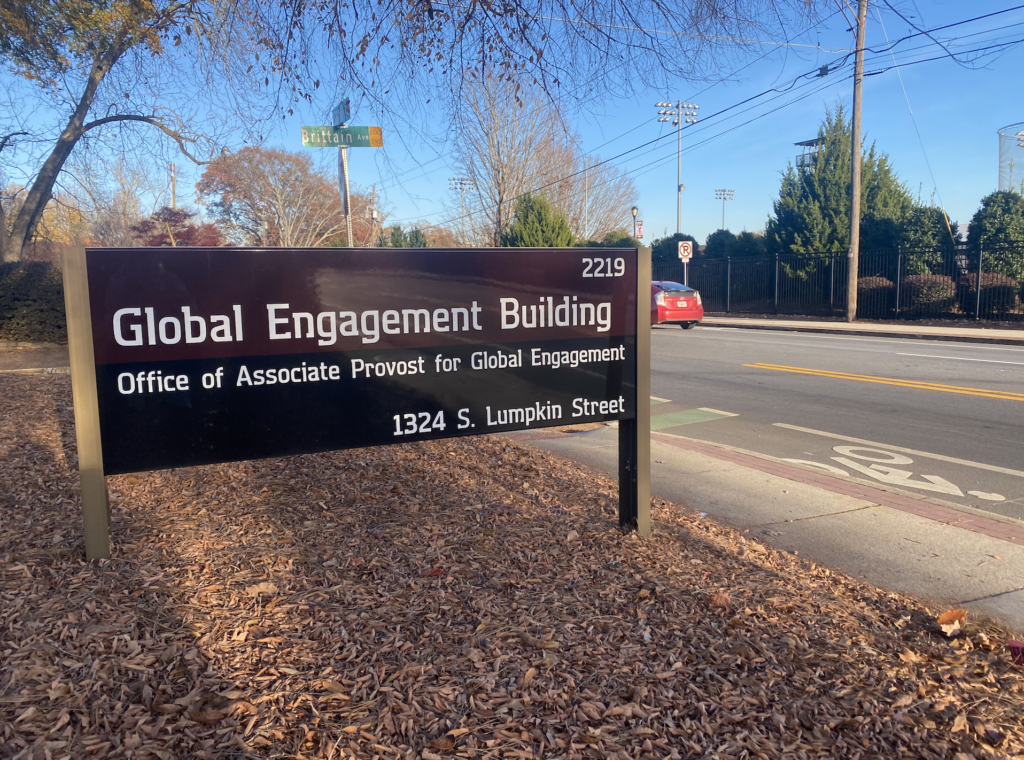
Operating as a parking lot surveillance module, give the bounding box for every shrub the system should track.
[899,274,956,313]
[856,276,894,314]
[0,262,67,343]
[857,276,894,296]
[957,272,1020,317]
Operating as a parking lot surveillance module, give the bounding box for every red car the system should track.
[651,281,704,329]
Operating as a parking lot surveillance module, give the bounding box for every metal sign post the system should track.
[338,147,353,247]
[304,122,382,248]
[678,241,693,286]
[619,247,651,536]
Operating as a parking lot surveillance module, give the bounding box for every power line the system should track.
[387,10,1024,232]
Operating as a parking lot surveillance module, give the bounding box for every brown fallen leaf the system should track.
[188,709,226,725]
[245,582,279,596]
[419,567,443,577]
[522,634,559,650]
[937,609,967,638]
[1008,640,1024,667]
[428,739,456,751]
[898,648,924,664]
[711,592,731,609]
[522,666,537,686]
[951,714,969,733]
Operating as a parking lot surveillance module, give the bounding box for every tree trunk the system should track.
[2,48,117,262]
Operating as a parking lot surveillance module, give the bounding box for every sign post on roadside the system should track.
[678,240,693,285]
[62,246,651,558]
[301,116,383,246]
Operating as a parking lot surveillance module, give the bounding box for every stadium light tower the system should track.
[655,100,699,234]
[715,188,735,231]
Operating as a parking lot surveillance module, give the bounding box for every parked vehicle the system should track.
[651,281,703,329]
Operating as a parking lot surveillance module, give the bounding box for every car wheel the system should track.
[680,322,696,329]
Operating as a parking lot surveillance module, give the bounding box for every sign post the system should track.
[619,247,651,535]
[302,124,383,246]
[62,247,648,556]
[678,240,693,285]
[62,247,111,559]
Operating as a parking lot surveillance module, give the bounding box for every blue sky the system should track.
[154,3,1024,245]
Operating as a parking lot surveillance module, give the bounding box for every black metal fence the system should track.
[653,242,1024,322]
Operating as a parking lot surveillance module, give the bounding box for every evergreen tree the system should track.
[967,191,1024,247]
[703,229,736,258]
[384,225,429,248]
[967,190,1024,280]
[650,232,699,265]
[765,105,914,254]
[500,193,575,247]
[577,230,641,248]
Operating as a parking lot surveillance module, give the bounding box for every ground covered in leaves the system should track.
[2,375,1023,760]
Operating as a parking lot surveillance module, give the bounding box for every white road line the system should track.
[698,329,1024,353]
[773,423,1024,479]
[897,352,1024,366]
[698,407,739,417]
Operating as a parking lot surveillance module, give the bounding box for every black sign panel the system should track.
[84,247,638,474]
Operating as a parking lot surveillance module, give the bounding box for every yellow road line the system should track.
[744,363,1024,402]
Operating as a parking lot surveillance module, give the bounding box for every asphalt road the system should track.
[648,325,1024,521]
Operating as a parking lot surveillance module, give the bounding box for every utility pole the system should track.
[655,100,699,234]
[169,163,176,210]
[715,188,735,230]
[846,0,868,323]
[449,177,474,246]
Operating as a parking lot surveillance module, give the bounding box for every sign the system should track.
[64,247,650,557]
[301,125,383,148]
[636,221,644,239]
[678,241,693,261]
[332,98,351,127]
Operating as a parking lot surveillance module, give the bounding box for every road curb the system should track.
[702,321,1024,346]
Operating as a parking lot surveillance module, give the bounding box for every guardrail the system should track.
[653,243,1024,322]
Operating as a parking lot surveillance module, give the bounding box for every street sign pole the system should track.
[339,146,353,246]
[619,247,651,536]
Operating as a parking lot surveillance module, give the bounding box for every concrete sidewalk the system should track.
[510,425,1024,633]
[703,316,1024,345]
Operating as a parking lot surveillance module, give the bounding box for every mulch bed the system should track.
[2,374,1023,760]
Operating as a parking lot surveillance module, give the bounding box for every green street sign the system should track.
[301,125,383,148]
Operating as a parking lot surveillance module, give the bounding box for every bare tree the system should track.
[1,0,824,261]
[0,0,309,262]
[197,146,381,248]
[451,77,637,245]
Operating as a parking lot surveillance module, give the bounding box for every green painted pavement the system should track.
[651,408,734,430]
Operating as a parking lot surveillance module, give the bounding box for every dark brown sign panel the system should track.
[81,247,638,475]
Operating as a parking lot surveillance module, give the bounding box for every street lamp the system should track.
[655,100,699,235]
[449,177,474,246]
[714,188,735,231]
[631,205,638,238]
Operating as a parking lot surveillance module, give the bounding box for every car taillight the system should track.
[655,291,665,306]
[695,292,702,305]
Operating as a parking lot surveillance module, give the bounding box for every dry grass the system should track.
[2,374,1023,760]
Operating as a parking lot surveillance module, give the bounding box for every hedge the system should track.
[0,262,67,343]
[899,274,957,314]
[957,272,1020,317]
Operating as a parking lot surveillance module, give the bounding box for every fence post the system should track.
[774,253,779,313]
[726,257,731,313]
[975,242,983,320]
[894,246,901,315]
[829,253,835,314]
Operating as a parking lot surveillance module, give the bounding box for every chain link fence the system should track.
[653,242,1024,322]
